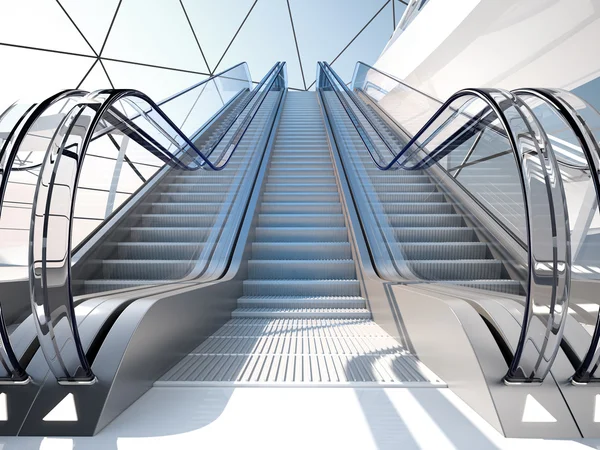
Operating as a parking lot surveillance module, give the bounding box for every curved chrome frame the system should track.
[0,90,87,381]
[514,88,600,383]
[319,62,572,383]
[28,62,286,382]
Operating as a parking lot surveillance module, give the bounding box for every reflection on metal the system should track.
[105,135,129,217]
[0,91,86,383]
[485,89,570,383]
[516,89,600,383]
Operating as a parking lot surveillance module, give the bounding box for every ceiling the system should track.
[0,0,407,104]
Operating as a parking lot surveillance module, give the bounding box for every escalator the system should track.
[0,62,288,435]
[71,84,278,294]
[3,58,600,440]
[317,61,600,438]
[158,91,441,385]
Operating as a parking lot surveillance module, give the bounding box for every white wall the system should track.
[375,0,600,100]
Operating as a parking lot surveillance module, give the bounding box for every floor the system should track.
[1,386,599,449]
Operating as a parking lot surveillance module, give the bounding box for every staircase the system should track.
[158,92,443,385]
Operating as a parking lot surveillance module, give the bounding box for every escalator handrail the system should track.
[354,61,589,172]
[319,63,572,384]
[320,62,399,165]
[28,63,285,383]
[90,61,250,142]
[84,62,283,172]
[514,87,600,383]
[322,62,508,172]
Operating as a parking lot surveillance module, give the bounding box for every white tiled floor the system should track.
[1,387,599,449]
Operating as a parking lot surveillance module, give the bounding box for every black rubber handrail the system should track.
[85,62,284,172]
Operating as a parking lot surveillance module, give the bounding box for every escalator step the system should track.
[248,260,356,280]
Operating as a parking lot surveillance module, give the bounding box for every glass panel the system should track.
[102,0,209,72]
[0,0,95,54]
[59,0,121,53]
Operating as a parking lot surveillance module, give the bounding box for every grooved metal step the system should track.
[232,308,371,319]
[400,242,489,260]
[92,259,193,280]
[258,213,345,227]
[265,183,338,193]
[127,227,212,242]
[393,227,476,243]
[260,202,343,214]
[243,279,361,297]
[237,296,366,309]
[251,242,353,260]
[135,213,218,227]
[109,242,203,260]
[409,259,504,280]
[248,260,356,279]
[255,227,348,242]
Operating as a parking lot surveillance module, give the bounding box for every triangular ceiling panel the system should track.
[0,0,95,55]
[103,60,208,103]
[102,0,209,73]
[182,0,256,71]
[0,0,398,105]
[58,0,121,54]
[78,61,114,91]
[292,0,390,88]
[330,2,394,85]
[395,1,409,28]
[215,0,304,90]
[0,46,93,103]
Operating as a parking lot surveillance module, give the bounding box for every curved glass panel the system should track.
[319,62,570,382]
[29,62,286,381]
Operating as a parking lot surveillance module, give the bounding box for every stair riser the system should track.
[149,203,221,214]
[113,244,202,260]
[410,261,503,281]
[255,228,348,242]
[262,193,340,203]
[127,228,211,242]
[97,262,193,280]
[232,310,370,319]
[261,203,342,214]
[383,203,455,214]
[248,261,356,280]
[137,215,218,228]
[265,184,338,193]
[237,299,366,308]
[251,243,352,260]
[401,243,489,260]
[394,228,476,243]
[243,281,360,297]
[258,214,345,227]
[388,215,464,227]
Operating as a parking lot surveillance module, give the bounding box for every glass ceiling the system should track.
[0,0,407,106]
